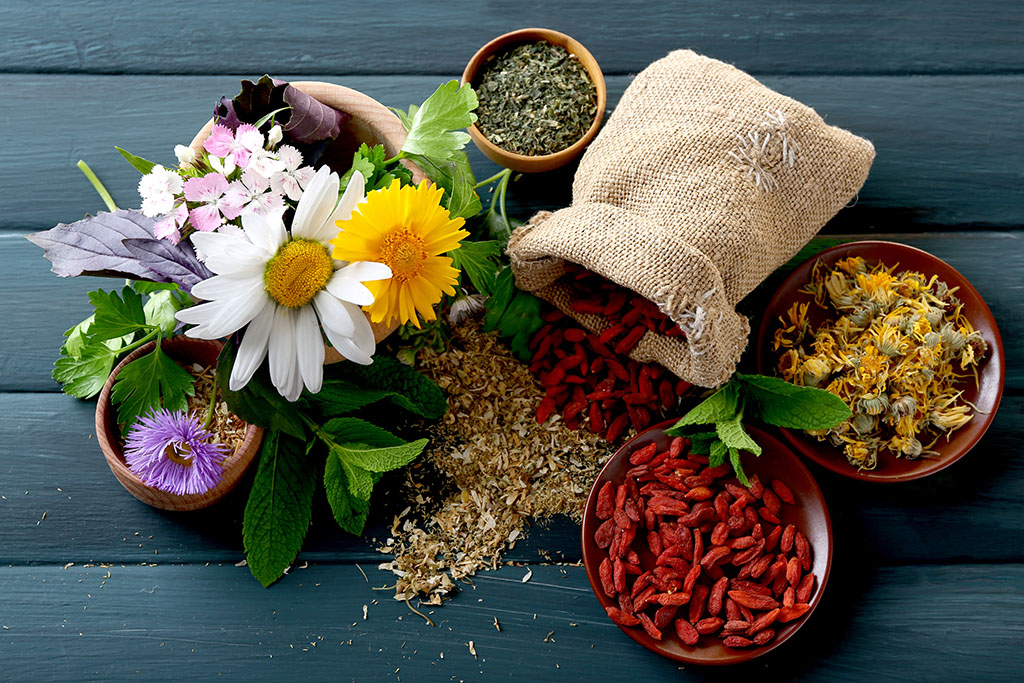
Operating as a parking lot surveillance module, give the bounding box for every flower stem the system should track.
[472,168,511,190]
[76,160,118,212]
[203,371,219,430]
[118,328,160,356]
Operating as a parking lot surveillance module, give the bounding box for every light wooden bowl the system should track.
[462,28,607,173]
[95,337,263,511]
[188,80,411,361]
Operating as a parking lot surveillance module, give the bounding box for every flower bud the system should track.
[174,144,196,166]
[267,125,283,147]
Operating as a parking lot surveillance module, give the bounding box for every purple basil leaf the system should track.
[281,85,348,144]
[214,75,288,132]
[214,95,243,130]
[122,237,213,294]
[26,209,168,281]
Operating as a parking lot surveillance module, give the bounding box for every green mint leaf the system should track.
[318,356,447,420]
[88,287,149,341]
[334,439,428,473]
[339,456,375,501]
[217,338,306,439]
[709,439,727,468]
[115,146,158,175]
[449,240,502,296]
[143,289,184,336]
[715,415,763,457]
[324,454,371,535]
[728,446,750,487]
[54,344,120,399]
[305,382,400,416]
[405,151,482,219]
[322,417,405,448]
[243,431,316,587]
[737,373,852,430]
[110,342,194,433]
[483,267,543,361]
[667,382,740,431]
[400,81,478,160]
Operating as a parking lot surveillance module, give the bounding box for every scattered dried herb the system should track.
[475,41,597,156]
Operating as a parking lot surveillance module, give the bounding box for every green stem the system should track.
[118,328,160,356]
[472,168,511,190]
[203,371,219,430]
[77,160,118,212]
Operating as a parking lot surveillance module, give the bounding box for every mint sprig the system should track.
[666,373,851,485]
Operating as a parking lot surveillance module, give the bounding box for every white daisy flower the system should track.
[175,168,391,401]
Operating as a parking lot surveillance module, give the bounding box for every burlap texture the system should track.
[507,50,875,387]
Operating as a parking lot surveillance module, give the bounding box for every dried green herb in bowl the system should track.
[475,40,597,157]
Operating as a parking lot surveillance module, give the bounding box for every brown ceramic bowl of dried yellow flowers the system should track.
[755,241,1004,482]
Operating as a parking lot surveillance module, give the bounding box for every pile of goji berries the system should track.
[528,266,690,441]
[593,436,816,649]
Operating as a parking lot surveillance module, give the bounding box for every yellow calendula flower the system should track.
[330,179,470,328]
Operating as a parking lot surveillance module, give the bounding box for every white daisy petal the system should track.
[241,211,286,255]
[294,306,324,394]
[292,166,338,240]
[177,291,265,340]
[190,271,264,302]
[229,299,276,391]
[325,271,375,306]
[322,170,366,241]
[190,231,267,268]
[268,308,300,401]
[343,300,376,354]
[313,290,356,338]
[338,260,392,282]
[332,336,373,366]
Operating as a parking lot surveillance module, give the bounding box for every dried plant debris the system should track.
[187,363,246,454]
[378,319,613,603]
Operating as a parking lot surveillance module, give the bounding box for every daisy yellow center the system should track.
[379,229,427,282]
[264,238,334,309]
[164,442,194,468]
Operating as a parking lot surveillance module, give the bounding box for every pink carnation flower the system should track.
[183,172,242,232]
[203,123,264,168]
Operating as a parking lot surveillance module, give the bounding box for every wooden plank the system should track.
[2,391,1021,566]
[1,563,1021,680]
[2,74,1023,233]
[5,231,1021,394]
[3,1,1023,77]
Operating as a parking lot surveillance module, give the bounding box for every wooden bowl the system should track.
[755,241,1005,482]
[581,420,833,666]
[95,337,263,511]
[189,80,407,360]
[461,28,606,173]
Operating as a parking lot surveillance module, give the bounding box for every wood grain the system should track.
[3,1,1022,76]
[1,563,1020,680]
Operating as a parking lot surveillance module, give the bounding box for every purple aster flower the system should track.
[124,409,229,496]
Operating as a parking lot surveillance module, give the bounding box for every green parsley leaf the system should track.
[405,151,482,219]
[54,344,120,399]
[217,338,307,439]
[399,80,478,160]
[243,431,317,587]
[87,287,149,341]
[666,383,739,433]
[737,374,852,430]
[449,240,502,296]
[110,342,194,432]
[324,454,371,536]
[715,415,762,457]
[483,267,543,361]
[143,289,184,336]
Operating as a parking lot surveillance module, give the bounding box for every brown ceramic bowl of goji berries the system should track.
[581,420,833,665]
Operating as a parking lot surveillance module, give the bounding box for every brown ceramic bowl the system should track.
[95,337,263,511]
[461,28,606,173]
[581,420,833,666]
[755,241,1005,482]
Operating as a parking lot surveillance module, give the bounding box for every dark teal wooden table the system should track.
[2,2,1022,680]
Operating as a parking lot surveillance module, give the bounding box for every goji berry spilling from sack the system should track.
[593,436,817,649]
[529,307,690,441]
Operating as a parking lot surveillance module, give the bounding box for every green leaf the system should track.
[715,415,762,457]
[87,287,149,341]
[392,105,417,130]
[709,440,727,468]
[339,457,375,501]
[738,374,852,430]
[322,417,405,448]
[324,454,371,535]
[53,344,119,399]
[399,80,478,160]
[216,339,307,439]
[110,342,194,431]
[318,356,447,420]
[483,267,543,361]
[405,151,482,219]
[62,315,96,358]
[449,240,501,296]
[143,289,183,336]
[728,447,750,487]
[115,146,158,175]
[306,382,399,416]
[243,431,317,587]
[667,383,739,432]
[334,439,428,473]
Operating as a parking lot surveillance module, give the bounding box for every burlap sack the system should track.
[507,50,875,387]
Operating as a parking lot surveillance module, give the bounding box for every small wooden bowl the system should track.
[461,28,607,173]
[95,337,263,511]
[188,80,407,361]
[755,241,1005,482]
[581,421,833,666]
